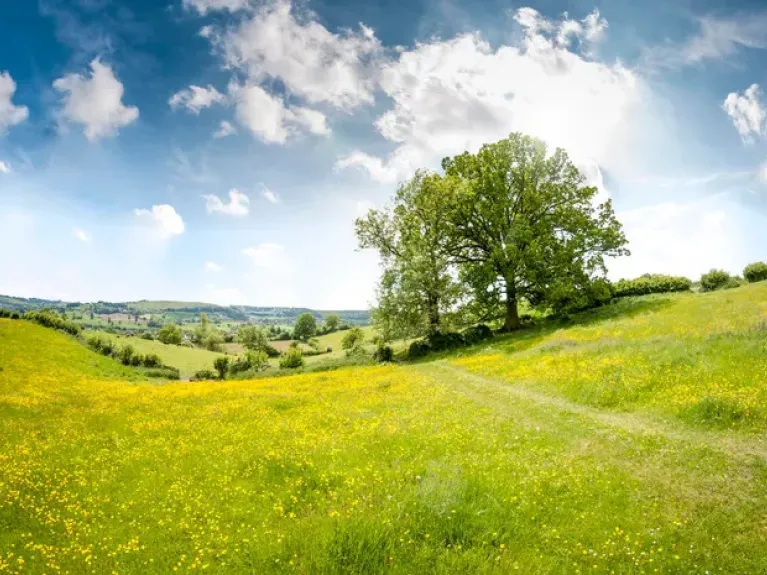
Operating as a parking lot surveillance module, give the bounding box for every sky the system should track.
[1,0,767,309]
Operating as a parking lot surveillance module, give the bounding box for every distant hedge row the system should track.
[613,274,692,298]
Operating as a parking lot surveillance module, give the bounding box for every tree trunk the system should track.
[502,287,520,331]
[427,296,440,334]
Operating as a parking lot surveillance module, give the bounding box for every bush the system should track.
[341,327,365,350]
[213,356,230,379]
[191,369,217,381]
[140,331,154,340]
[462,324,494,345]
[143,353,162,368]
[744,261,767,283]
[117,344,136,366]
[700,269,731,292]
[426,331,465,352]
[613,274,692,297]
[408,340,431,359]
[157,323,183,345]
[10,312,20,320]
[373,345,394,363]
[230,350,269,374]
[144,366,180,380]
[0,309,9,318]
[279,348,304,369]
[130,354,143,367]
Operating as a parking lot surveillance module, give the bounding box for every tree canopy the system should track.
[357,132,629,334]
[293,313,317,341]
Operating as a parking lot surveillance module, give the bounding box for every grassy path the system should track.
[424,361,767,463]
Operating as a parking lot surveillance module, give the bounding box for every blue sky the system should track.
[1,0,767,309]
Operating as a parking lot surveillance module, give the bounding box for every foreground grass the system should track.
[1,285,767,573]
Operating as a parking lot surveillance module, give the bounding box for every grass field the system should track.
[2,284,767,573]
[84,332,225,378]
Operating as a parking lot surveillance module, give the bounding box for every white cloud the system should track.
[243,242,285,268]
[169,85,226,114]
[610,198,747,281]
[53,59,139,141]
[0,72,28,132]
[134,204,185,240]
[262,187,278,203]
[73,227,91,242]
[722,84,766,143]
[213,0,381,111]
[0,160,11,174]
[182,0,249,15]
[213,120,237,138]
[204,261,222,272]
[229,82,329,144]
[356,199,375,216]
[335,151,396,183]
[760,160,767,183]
[337,7,641,185]
[203,189,250,216]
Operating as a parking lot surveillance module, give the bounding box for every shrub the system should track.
[744,261,767,283]
[213,356,230,379]
[157,323,183,345]
[130,354,143,367]
[373,345,394,363]
[426,331,465,352]
[408,340,431,359]
[230,350,269,374]
[86,333,108,352]
[279,348,304,369]
[140,331,154,340]
[613,274,691,298]
[700,269,731,292]
[191,369,217,381]
[10,312,20,320]
[143,353,162,368]
[117,344,136,366]
[341,327,365,350]
[462,324,494,345]
[144,366,180,380]
[0,309,9,318]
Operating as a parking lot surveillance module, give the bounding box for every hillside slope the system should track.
[1,287,767,573]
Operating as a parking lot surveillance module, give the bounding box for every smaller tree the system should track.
[323,313,340,333]
[193,313,210,346]
[158,323,183,345]
[342,327,365,350]
[744,261,767,283]
[203,330,224,352]
[293,313,317,341]
[213,356,230,380]
[238,325,269,351]
[279,348,304,369]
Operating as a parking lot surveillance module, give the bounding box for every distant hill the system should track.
[0,295,370,326]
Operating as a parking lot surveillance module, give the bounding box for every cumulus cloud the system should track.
[243,243,285,268]
[204,261,222,272]
[0,160,11,174]
[169,85,226,114]
[182,0,249,15]
[337,7,641,184]
[53,59,139,141]
[722,84,766,143]
[134,204,185,240]
[204,286,249,305]
[262,187,278,203]
[73,227,91,242]
[213,120,237,138]
[203,189,250,215]
[212,0,381,111]
[229,82,329,144]
[0,72,28,132]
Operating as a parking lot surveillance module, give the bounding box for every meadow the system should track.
[1,284,767,573]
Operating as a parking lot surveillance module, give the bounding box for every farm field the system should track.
[1,285,767,573]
